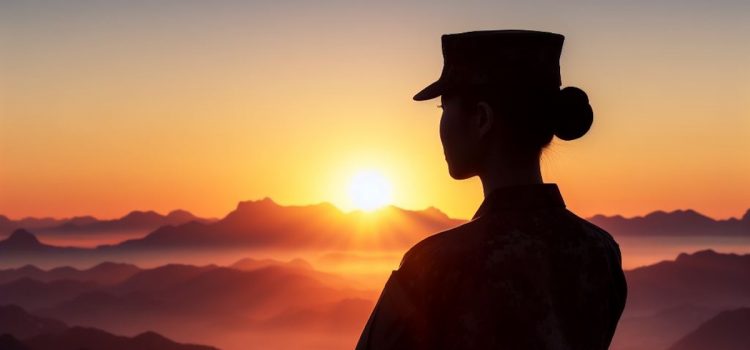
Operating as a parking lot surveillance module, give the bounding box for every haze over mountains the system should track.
[1,198,749,349]
[610,249,750,350]
[0,198,465,268]
[1,197,748,271]
[0,256,375,350]
[1,250,748,350]
[590,209,750,236]
[0,304,218,350]
[0,209,216,236]
[668,308,750,350]
[1,198,748,268]
[2,198,747,243]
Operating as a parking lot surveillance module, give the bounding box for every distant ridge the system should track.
[111,197,464,251]
[0,229,42,249]
[611,251,750,350]
[668,308,750,350]
[0,210,217,236]
[0,229,86,253]
[0,257,374,344]
[4,201,748,237]
[589,209,750,236]
[624,249,750,314]
[2,200,748,269]
[0,304,219,350]
[0,304,67,339]
[50,209,216,233]
[0,261,141,285]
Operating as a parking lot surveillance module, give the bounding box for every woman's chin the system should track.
[447,164,475,180]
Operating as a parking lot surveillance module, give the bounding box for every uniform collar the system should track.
[471,183,566,220]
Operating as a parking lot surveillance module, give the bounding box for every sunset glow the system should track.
[348,170,393,211]
[0,1,748,221]
[0,3,748,350]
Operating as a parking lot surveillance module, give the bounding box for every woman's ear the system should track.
[475,101,494,139]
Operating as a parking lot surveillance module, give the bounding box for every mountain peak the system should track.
[1,229,42,248]
[643,209,713,221]
[423,206,450,219]
[676,249,720,262]
[236,197,277,208]
[122,210,162,220]
[230,197,281,217]
[166,209,195,219]
[89,261,140,271]
[132,330,170,343]
[16,264,43,274]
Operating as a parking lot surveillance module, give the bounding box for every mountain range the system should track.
[0,210,216,237]
[0,247,748,350]
[0,304,218,350]
[0,256,375,350]
[1,199,748,268]
[668,307,750,350]
[3,200,748,245]
[610,249,750,350]
[589,209,750,236]
[0,198,464,267]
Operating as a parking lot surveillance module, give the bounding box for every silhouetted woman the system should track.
[356,30,627,350]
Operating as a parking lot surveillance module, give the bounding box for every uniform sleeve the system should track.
[354,269,425,350]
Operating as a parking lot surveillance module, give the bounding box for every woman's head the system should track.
[412,30,592,180]
[438,85,593,180]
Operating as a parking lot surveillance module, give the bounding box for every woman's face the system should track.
[439,94,483,180]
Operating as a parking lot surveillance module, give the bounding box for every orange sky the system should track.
[1,1,749,221]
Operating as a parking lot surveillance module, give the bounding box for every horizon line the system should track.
[2,196,748,222]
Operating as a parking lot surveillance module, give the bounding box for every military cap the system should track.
[413,30,565,101]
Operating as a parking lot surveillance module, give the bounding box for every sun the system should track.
[348,170,393,211]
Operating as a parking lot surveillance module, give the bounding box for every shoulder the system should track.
[398,215,490,270]
[562,209,624,263]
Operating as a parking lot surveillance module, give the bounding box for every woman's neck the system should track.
[478,156,543,197]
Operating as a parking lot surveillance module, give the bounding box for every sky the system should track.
[1,0,749,221]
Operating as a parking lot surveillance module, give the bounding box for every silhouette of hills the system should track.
[611,304,718,350]
[2,202,747,268]
[111,263,219,294]
[0,278,100,310]
[589,209,750,236]
[668,308,750,350]
[50,209,216,233]
[113,197,463,251]
[4,200,747,245]
[0,305,66,339]
[0,229,91,267]
[0,216,63,235]
[624,249,750,314]
[0,257,373,343]
[0,262,141,285]
[0,304,218,350]
[611,250,750,350]
[24,327,219,350]
[1,248,748,350]
[0,229,53,251]
[0,210,216,236]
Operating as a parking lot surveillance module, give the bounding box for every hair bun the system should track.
[553,86,594,141]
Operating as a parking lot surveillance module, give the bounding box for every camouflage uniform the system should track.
[355,184,627,349]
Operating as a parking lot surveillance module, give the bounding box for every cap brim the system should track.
[412,80,444,101]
